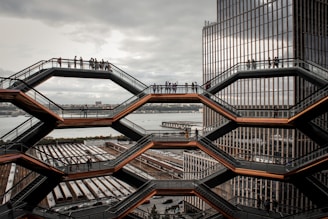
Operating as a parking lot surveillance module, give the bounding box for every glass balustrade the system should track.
[0,117,40,144]
[4,58,147,92]
[206,59,328,90]
[289,84,328,117]
[119,118,147,134]
[0,170,40,204]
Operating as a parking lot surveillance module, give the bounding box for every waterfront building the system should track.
[202,0,328,213]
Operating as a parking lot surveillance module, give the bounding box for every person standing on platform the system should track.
[185,128,189,140]
[80,57,83,69]
[195,128,199,140]
[247,59,251,70]
[74,56,77,68]
[185,82,188,93]
[252,58,256,69]
[57,57,62,67]
[83,104,88,118]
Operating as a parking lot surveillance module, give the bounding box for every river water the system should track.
[1,112,202,139]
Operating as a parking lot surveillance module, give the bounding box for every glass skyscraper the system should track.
[202,0,328,213]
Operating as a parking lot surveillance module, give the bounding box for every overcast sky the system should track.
[0,0,216,104]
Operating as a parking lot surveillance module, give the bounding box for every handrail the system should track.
[29,206,74,219]
[0,170,39,204]
[233,143,328,171]
[5,57,147,93]
[27,137,225,179]
[0,117,41,144]
[1,58,326,121]
[305,60,328,80]
[311,117,328,132]
[199,82,327,119]
[61,84,235,119]
[235,152,290,164]
[109,135,151,166]
[8,138,326,178]
[199,136,240,166]
[189,163,226,180]
[0,77,63,115]
[106,180,155,214]
[194,182,237,216]
[202,119,231,136]
[0,143,69,168]
[59,83,326,120]
[61,107,113,119]
[7,60,46,81]
[229,195,304,215]
[198,86,240,116]
[288,84,328,117]
[285,144,328,170]
[203,58,328,89]
[110,86,150,116]
[118,118,147,134]
[1,79,321,122]
[280,206,328,219]
[109,62,147,91]
[11,175,47,205]
[61,86,149,119]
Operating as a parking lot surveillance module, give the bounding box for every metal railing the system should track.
[119,118,147,134]
[288,83,328,117]
[0,142,68,171]
[4,58,147,93]
[285,144,328,171]
[203,58,328,90]
[107,180,155,215]
[0,117,41,144]
[199,86,240,116]
[235,152,290,165]
[194,182,237,217]
[0,170,39,204]
[109,135,151,166]
[312,117,328,133]
[0,77,63,115]
[60,87,148,119]
[199,136,240,167]
[202,118,229,136]
[229,196,304,216]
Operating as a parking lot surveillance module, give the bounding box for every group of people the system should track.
[56,56,112,72]
[152,81,178,93]
[247,59,257,70]
[152,81,198,93]
[184,128,199,140]
[246,57,280,70]
[268,57,280,68]
[88,57,112,71]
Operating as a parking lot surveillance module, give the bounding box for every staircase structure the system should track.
[0,58,327,218]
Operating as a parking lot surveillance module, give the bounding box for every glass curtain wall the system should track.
[202,0,328,213]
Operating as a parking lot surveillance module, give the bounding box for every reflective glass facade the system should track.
[202,0,328,213]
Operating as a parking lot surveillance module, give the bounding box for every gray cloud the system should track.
[0,0,216,103]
